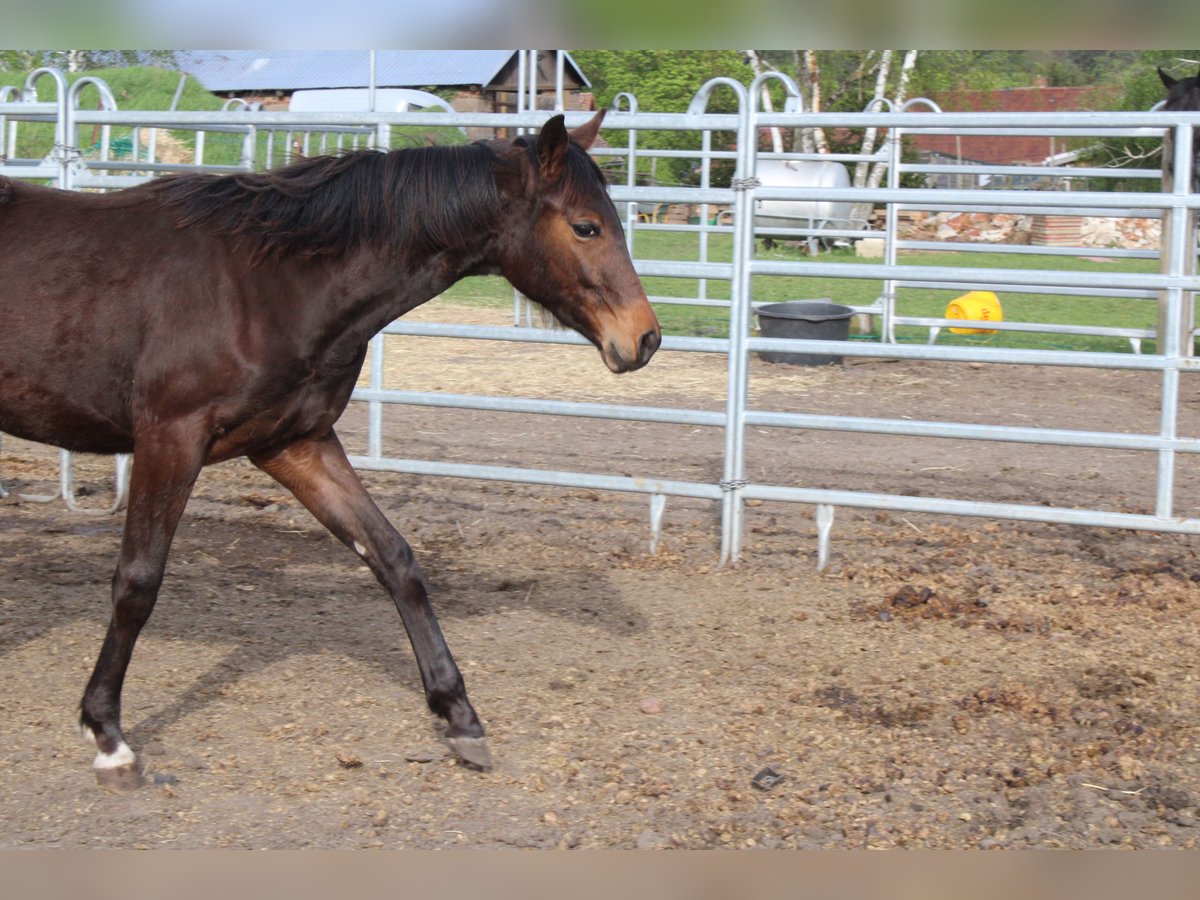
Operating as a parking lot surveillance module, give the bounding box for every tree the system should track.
[574,50,1002,192]
[0,51,177,74]
[0,51,41,72]
[1080,50,1200,191]
[570,50,752,187]
[565,51,1149,191]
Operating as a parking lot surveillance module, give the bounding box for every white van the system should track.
[287,88,455,114]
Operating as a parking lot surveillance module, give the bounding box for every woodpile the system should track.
[897,211,1161,249]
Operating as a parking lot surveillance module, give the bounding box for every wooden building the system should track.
[178,50,593,139]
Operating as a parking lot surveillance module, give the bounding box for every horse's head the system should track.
[490,111,660,374]
[1158,65,1200,111]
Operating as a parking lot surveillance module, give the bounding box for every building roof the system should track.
[178,50,588,93]
[910,83,1122,165]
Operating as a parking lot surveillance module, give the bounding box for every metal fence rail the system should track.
[2,67,1199,566]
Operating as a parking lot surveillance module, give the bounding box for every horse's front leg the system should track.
[249,431,490,769]
[80,422,205,790]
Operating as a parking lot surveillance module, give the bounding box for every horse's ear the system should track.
[1159,67,1177,89]
[536,114,570,182]
[570,109,606,151]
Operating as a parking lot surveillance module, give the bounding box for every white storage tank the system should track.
[754,159,853,233]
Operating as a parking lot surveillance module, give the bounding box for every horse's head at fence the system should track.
[489,111,661,374]
[1158,65,1200,111]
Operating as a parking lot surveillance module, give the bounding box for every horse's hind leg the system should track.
[250,431,490,770]
[79,424,204,790]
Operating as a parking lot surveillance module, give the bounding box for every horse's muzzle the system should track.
[604,327,661,373]
[637,326,662,367]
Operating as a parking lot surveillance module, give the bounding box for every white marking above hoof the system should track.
[93,740,136,770]
[353,540,367,557]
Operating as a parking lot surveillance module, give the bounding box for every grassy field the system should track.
[1,67,226,159]
[1,65,224,113]
[444,230,1191,354]
[1,66,465,167]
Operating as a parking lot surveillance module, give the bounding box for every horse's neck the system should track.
[315,243,485,346]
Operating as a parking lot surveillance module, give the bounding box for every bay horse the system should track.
[0,111,661,789]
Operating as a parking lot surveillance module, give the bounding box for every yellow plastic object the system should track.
[946,291,1002,334]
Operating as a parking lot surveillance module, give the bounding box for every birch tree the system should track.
[849,49,919,223]
[746,53,771,116]
[852,50,895,188]
[746,49,783,153]
[753,50,921,225]
[801,50,829,154]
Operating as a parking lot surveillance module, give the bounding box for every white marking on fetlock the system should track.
[353,540,367,557]
[93,740,136,770]
[81,724,97,746]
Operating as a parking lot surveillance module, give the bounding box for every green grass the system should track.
[0,65,225,113]
[1,67,225,161]
[442,230,1194,354]
[1,66,466,169]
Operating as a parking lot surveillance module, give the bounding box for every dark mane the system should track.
[153,142,502,262]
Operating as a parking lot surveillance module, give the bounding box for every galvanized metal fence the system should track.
[2,66,1198,564]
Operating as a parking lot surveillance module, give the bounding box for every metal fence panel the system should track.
[2,69,1198,565]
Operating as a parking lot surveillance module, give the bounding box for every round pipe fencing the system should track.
[2,69,1199,566]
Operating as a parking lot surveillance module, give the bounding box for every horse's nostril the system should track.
[638,328,661,363]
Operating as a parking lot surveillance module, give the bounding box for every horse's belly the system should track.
[0,370,132,454]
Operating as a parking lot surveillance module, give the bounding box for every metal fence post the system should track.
[1155,122,1193,519]
[612,92,639,257]
[687,78,751,567]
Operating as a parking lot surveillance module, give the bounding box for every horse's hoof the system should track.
[95,762,145,792]
[446,735,493,771]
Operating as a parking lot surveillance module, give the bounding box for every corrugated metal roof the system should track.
[178,50,588,92]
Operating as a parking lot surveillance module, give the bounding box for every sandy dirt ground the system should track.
[2,303,1198,849]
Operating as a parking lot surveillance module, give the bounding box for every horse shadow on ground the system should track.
[0,501,650,749]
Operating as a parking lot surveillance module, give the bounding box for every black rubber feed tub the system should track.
[755,300,854,366]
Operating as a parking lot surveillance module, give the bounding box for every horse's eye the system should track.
[572,222,600,238]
